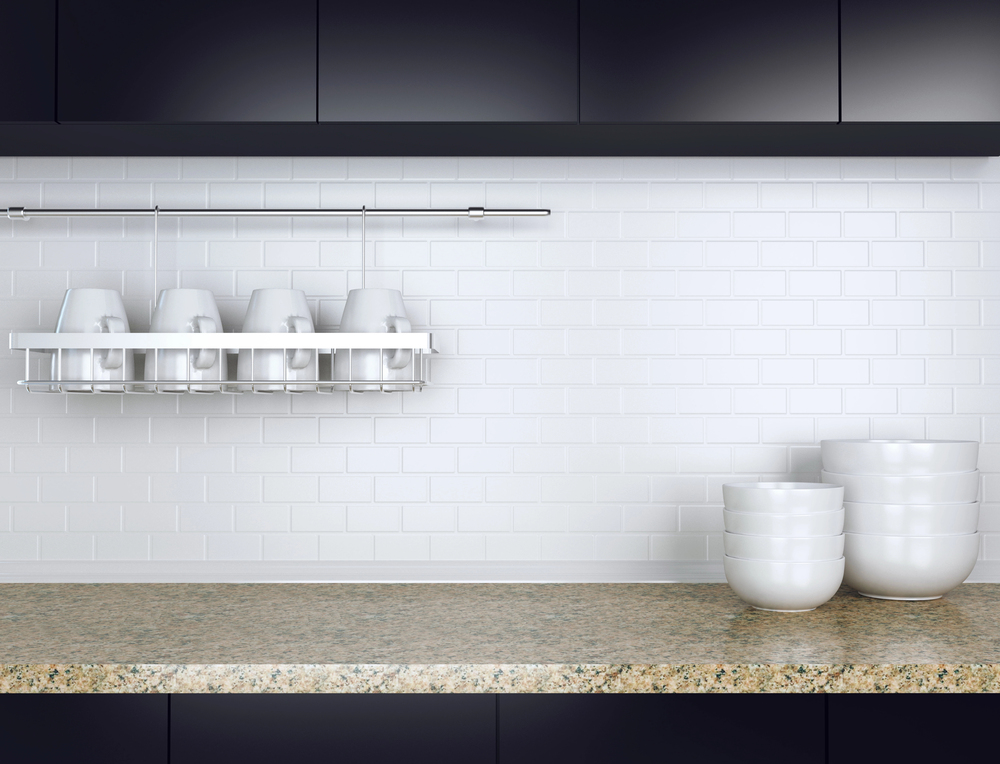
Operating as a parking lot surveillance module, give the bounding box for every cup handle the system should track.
[288,316,312,370]
[192,316,218,369]
[385,316,412,369]
[101,316,125,369]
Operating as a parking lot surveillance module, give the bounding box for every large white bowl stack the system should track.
[820,440,980,601]
[722,482,846,612]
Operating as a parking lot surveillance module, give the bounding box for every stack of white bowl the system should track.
[820,440,980,601]
[722,482,846,612]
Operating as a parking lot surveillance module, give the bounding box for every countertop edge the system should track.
[3,663,998,694]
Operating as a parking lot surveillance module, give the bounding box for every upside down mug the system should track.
[236,288,317,391]
[144,288,226,392]
[333,288,412,391]
[52,288,134,392]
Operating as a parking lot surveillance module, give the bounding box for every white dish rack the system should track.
[4,203,548,396]
[9,332,435,394]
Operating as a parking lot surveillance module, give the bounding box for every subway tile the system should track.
[817,300,868,326]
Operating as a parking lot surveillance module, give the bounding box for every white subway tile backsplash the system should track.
[1,156,997,572]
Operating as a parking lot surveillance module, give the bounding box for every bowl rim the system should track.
[723,481,843,491]
[723,554,846,565]
[821,469,979,478]
[723,530,844,540]
[820,439,978,445]
[844,530,980,540]
[723,506,844,517]
[843,500,979,509]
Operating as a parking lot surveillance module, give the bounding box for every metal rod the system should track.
[6,206,549,219]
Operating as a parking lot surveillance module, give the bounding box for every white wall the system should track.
[0,156,998,579]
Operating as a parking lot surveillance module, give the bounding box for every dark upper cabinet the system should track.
[0,1,55,122]
[318,0,577,122]
[581,0,839,123]
[57,0,316,123]
[842,0,1000,121]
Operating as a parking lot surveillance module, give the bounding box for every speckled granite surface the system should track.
[1,583,997,693]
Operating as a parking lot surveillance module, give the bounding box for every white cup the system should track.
[236,288,317,391]
[144,289,226,392]
[333,288,412,391]
[52,288,134,392]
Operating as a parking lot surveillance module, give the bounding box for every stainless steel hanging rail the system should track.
[5,206,549,219]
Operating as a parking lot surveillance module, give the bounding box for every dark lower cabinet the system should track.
[0,694,167,764]
[829,695,1000,764]
[499,694,826,764]
[170,694,496,764]
[2,692,998,762]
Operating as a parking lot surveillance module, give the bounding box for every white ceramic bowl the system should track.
[820,439,979,476]
[723,556,845,612]
[821,470,980,504]
[723,507,845,537]
[843,532,980,600]
[723,531,844,562]
[722,482,844,514]
[844,501,980,537]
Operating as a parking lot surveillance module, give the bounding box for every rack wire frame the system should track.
[11,333,435,395]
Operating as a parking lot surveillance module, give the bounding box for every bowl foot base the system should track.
[751,606,818,612]
[858,592,943,601]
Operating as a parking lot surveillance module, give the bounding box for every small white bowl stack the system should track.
[722,482,846,612]
[820,440,981,601]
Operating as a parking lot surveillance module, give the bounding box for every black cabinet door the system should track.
[842,0,1000,121]
[581,0,839,123]
[0,694,168,764]
[499,694,825,764]
[0,1,55,122]
[171,694,495,764]
[829,695,1000,763]
[57,0,316,123]
[318,0,577,122]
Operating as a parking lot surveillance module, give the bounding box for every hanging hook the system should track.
[153,205,160,313]
[361,205,366,290]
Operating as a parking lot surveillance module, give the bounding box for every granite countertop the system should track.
[1,583,998,693]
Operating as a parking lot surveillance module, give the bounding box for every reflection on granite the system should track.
[1,583,997,693]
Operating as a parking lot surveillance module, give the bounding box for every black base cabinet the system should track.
[0,694,167,764]
[499,694,826,764]
[170,694,496,764]
[829,695,1000,764]
[3,694,1000,763]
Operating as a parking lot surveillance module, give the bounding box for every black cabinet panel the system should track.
[500,694,825,764]
[0,1,55,122]
[171,694,495,764]
[57,1,316,123]
[581,0,839,123]
[842,0,1000,121]
[319,1,577,122]
[830,695,1000,762]
[0,694,167,764]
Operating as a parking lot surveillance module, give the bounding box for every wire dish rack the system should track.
[9,332,434,394]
